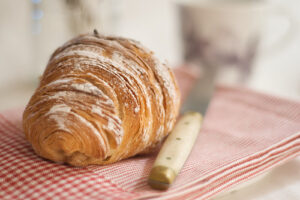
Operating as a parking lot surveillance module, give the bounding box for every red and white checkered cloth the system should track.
[1,67,300,200]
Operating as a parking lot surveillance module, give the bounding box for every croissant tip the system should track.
[40,132,77,163]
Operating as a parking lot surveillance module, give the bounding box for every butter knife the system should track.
[148,70,212,190]
[148,112,202,190]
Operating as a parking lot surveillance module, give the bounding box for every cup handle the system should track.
[259,5,298,58]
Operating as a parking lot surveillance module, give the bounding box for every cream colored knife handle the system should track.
[148,112,202,190]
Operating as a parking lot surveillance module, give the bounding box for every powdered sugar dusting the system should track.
[49,115,69,131]
[106,118,115,131]
[47,78,73,87]
[71,82,105,96]
[46,103,107,151]
[134,107,140,113]
[47,91,69,100]
[46,104,71,131]
[91,105,103,116]
[91,104,123,145]
[48,104,71,114]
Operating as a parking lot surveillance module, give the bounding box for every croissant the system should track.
[23,32,181,166]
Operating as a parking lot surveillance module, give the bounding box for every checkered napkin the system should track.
[1,68,300,200]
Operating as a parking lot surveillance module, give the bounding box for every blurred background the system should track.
[0,0,300,111]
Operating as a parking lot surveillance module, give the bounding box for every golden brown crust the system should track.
[23,33,181,166]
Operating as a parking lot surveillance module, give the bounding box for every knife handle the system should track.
[148,112,202,190]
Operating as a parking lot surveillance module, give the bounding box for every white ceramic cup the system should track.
[177,0,296,83]
[177,0,297,113]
